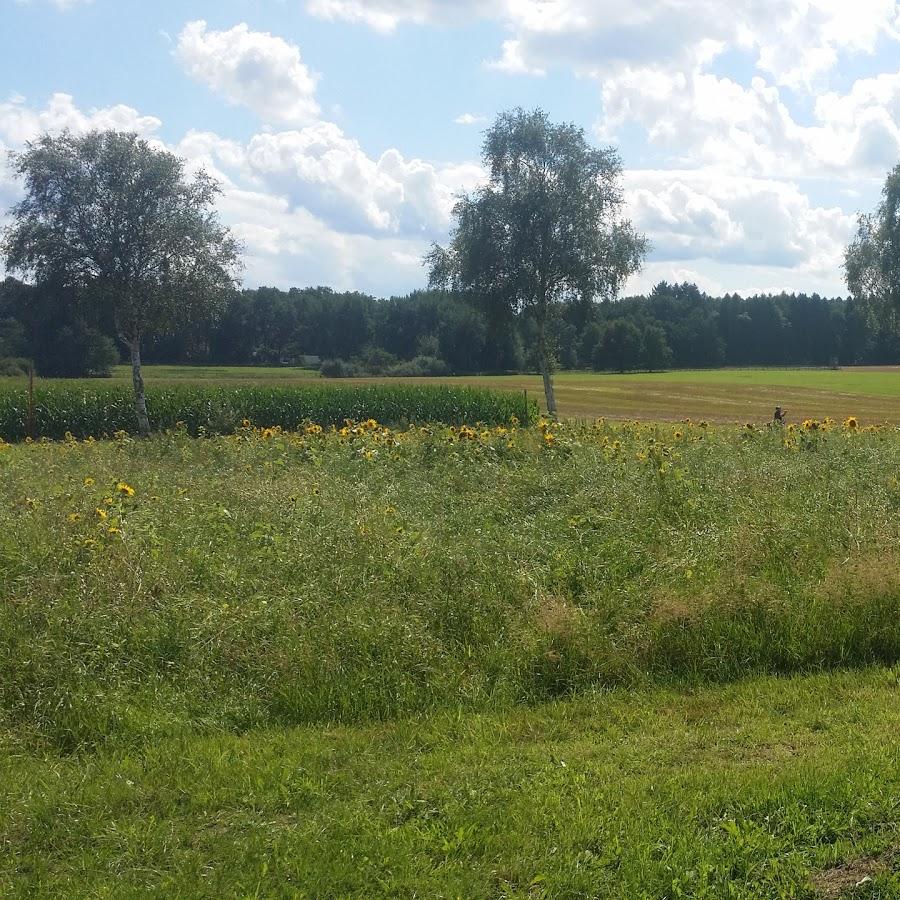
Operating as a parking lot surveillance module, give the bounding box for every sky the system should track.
[2,0,900,299]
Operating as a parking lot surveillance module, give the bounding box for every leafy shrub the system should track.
[0,356,32,377]
[35,323,119,378]
[386,356,450,377]
[320,358,365,378]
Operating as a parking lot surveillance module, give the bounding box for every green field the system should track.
[2,418,899,895]
[2,364,897,424]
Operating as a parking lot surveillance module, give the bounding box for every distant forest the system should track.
[1,276,898,377]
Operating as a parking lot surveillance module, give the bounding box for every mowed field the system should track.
[87,364,900,423]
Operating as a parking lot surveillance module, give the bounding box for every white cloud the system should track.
[306,0,900,92]
[244,122,475,237]
[598,68,900,178]
[486,39,546,76]
[454,112,487,125]
[0,92,162,145]
[305,0,484,32]
[176,20,320,126]
[625,170,855,281]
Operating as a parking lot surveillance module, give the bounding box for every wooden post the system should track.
[26,364,35,440]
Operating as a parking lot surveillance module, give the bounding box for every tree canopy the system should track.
[845,163,900,330]
[3,129,241,433]
[427,107,647,416]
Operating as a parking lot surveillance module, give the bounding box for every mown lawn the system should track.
[3,668,899,898]
[1,419,899,896]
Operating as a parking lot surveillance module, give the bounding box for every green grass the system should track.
[2,668,899,897]
[2,420,899,895]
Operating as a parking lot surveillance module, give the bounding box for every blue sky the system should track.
[3,0,900,298]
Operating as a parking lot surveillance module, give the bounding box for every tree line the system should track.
[2,276,897,378]
[2,112,898,430]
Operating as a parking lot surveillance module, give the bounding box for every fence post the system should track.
[26,364,35,440]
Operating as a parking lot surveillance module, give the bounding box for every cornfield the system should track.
[0,382,537,441]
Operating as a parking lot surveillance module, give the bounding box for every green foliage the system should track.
[642,321,674,370]
[0,382,536,440]
[0,357,31,377]
[3,130,241,433]
[428,107,647,412]
[846,162,900,326]
[594,318,644,372]
[3,131,241,345]
[33,322,119,378]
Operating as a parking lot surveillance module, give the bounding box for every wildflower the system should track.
[673,430,683,440]
[843,416,858,430]
[83,477,95,486]
[102,496,114,506]
[24,497,38,510]
[113,430,128,440]
[107,526,121,536]
[116,481,135,497]
[95,507,108,520]
[241,418,251,428]
[66,512,81,523]
[509,415,520,427]
[543,431,556,445]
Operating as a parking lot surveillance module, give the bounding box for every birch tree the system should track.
[845,163,900,331]
[3,130,241,434]
[427,108,646,417]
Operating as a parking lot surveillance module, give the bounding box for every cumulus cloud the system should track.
[0,92,162,146]
[243,122,478,237]
[176,20,320,125]
[597,67,900,178]
[306,0,900,89]
[625,170,855,280]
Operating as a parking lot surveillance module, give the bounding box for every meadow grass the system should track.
[2,417,898,748]
[2,417,899,896]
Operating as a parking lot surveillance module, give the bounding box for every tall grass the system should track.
[1,419,898,751]
[0,382,536,441]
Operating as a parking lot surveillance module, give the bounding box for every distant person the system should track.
[773,406,787,425]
